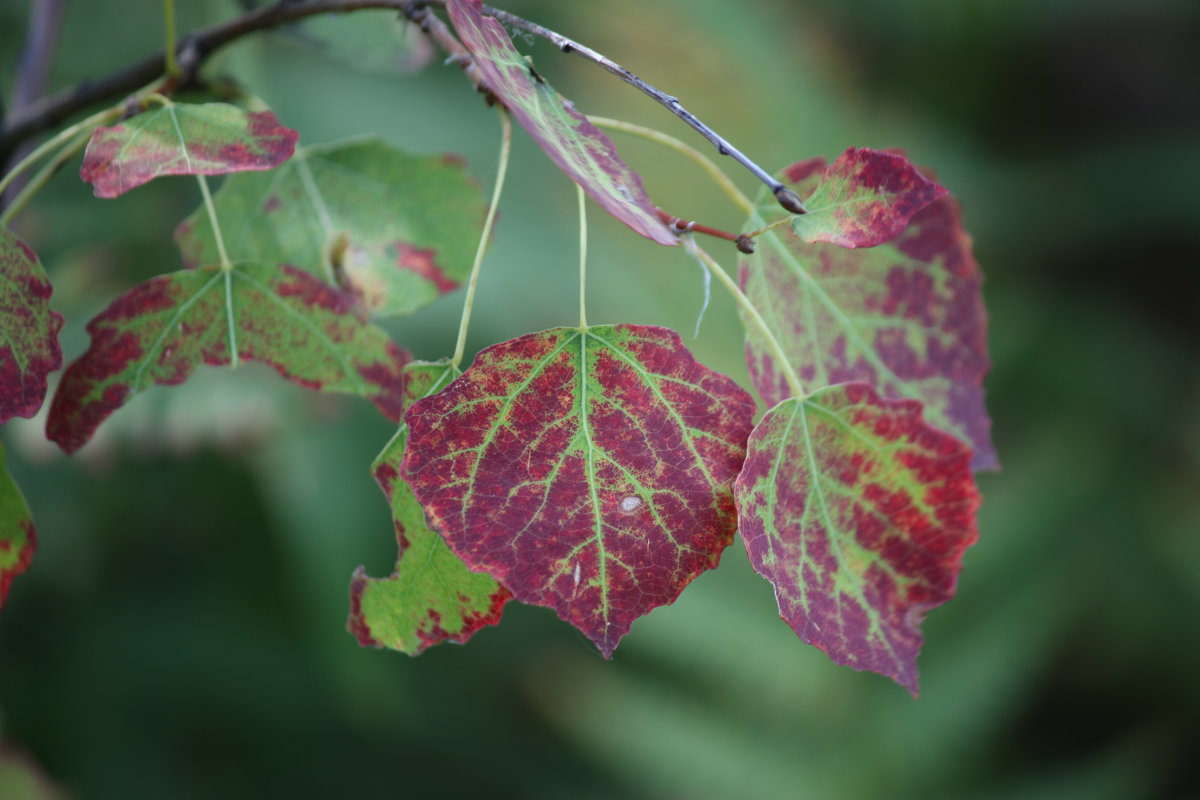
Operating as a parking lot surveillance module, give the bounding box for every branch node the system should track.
[774,185,807,215]
[736,234,755,254]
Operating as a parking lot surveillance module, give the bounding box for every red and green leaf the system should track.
[741,158,996,470]
[80,102,298,198]
[403,325,755,656]
[46,264,409,454]
[349,359,511,654]
[734,383,980,695]
[0,230,63,423]
[446,0,676,247]
[176,139,485,317]
[0,442,36,609]
[786,148,947,249]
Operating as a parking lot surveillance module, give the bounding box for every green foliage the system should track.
[5,0,992,697]
[45,263,409,454]
[80,102,298,198]
[176,139,486,316]
[2,1,1196,797]
[350,359,512,654]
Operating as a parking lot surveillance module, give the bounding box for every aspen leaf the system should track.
[47,264,409,454]
[403,325,754,655]
[80,102,297,197]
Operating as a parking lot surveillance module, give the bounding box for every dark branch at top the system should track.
[0,2,428,161]
[1,0,804,214]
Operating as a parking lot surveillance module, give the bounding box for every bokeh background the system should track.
[1,0,1198,797]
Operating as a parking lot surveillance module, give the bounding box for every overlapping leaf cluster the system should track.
[0,0,995,695]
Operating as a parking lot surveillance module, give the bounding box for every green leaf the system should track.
[0,442,36,609]
[785,148,947,249]
[403,325,755,656]
[0,230,62,423]
[46,264,409,454]
[734,383,980,695]
[742,157,997,470]
[176,139,486,317]
[80,102,297,198]
[446,0,677,246]
[349,359,511,654]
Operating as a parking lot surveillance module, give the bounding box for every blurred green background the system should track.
[1,0,1198,797]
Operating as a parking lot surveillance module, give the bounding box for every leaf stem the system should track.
[163,0,180,78]
[196,175,231,270]
[0,105,118,201]
[0,127,91,228]
[577,183,588,330]
[743,216,792,240]
[587,116,753,215]
[452,106,512,370]
[656,208,754,253]
[684,237,805,400]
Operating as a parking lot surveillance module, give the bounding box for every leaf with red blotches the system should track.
[784,148,947,249]
[349,359,511,654]
[80,102,297,198]
[446,0,676,247]
[0,230,62,423]
[46,264,409,454]
[0,442,36,609]
[741,158,996,470]
[734,383,979,695]
[403,325,755,656]
[176,139,485,317]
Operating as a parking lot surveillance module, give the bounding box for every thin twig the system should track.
[2,0,68,208]
[0,1,484,163]
[0,128,90,228]
[655,208,754,253]
[1,1,803,217]
[588,115,755,216]
[443,2,806,215]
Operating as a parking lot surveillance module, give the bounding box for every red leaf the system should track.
[742,159,996,470]
[790,148,948,249]
[0,442,36,609]
[0,230,63,423]
[80,103,297,198]
[349,360,512,654]
[46,264,409,454]
[735,383,980,694]
[446,0,676,246]
[402,325,755,656]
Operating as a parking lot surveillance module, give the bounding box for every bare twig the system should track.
[0,1,476,163]
[439,2,806,215]
[1,0,802,217]
[655,208,754,253]
[2,0,68,208]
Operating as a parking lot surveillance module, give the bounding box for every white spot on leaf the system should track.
[618,496,643,514]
